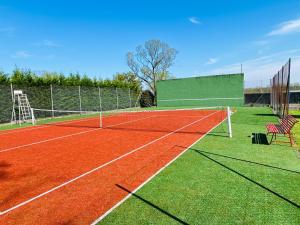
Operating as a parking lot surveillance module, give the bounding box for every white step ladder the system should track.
[11,90,35,125]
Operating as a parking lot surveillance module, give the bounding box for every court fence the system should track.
[270,58,291,117]
[0,83,140,124]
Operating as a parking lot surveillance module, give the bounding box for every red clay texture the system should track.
[0,109,226,225]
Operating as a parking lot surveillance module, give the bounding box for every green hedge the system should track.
[0,69,141,123]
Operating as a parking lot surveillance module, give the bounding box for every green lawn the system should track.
[290,110,300,147]
[99,107,300,225]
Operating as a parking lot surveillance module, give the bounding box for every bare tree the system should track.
[127,39,177,103]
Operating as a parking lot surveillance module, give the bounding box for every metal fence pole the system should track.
[98,86,102,128]
[10,82,16,123]
[78,85,82,113]
[116,87,119,110]
[50,84,54,118]
[134,91,142,108]
[128,88,132,108]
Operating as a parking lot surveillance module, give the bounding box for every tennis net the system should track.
[31,106,232,137]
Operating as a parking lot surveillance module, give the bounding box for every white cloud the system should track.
[188,17,201,25]
[253,40,269,46]
[203,49,300,87]
[205,58,218,65]
[0,27,15,37]
[10,51,31,59]
[33,39,60,47]
[268,18,300,36]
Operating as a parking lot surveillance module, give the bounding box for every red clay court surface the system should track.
[0,109,226,225]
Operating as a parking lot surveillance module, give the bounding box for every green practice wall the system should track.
[157,73,244,107]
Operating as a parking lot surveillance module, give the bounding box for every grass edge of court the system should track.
[97,107,300,225]
[91,113,229,224]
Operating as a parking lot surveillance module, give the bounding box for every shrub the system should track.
[140,90,155,107]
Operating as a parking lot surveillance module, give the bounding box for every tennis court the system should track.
[0,107,227,225]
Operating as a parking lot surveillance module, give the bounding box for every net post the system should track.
[30,108,36,125]
[78,85,82,114]
[227,106,232,138]
[50,84,54,118]
[18,95,21,126]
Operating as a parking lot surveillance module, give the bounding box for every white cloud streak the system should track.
[253,40,269,46]
[205,58,218,65]
[203,49,300,87]
[10,51,31,59]
[188,17,201,25]
[268,18,300,36]
[33,39,61,47]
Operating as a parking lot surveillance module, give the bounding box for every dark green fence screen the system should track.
[157,73,244,107]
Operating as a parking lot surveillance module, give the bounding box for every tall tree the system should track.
[126,39,177,103]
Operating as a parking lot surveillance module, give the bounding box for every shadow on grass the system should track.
[177,146,300,174]
[251,133,269,145]
[193,150,300,208]
[290,114,300,119]
[115,184,189,225]
[254,113,278,117]
[176,146,300,209]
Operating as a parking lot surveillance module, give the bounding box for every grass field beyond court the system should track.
[100,107,300,225]
[290,110,300,145]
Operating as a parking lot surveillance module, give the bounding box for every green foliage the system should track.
[0,71,10,84]
[140,90,155,107]
[290,110,300,146]
[157,71,175,81]
[0,67,141,91]
[113,71,141,92]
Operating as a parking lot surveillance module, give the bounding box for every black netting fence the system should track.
[0,84,12,123]
[0,84,140,124]
[270,58,291,117]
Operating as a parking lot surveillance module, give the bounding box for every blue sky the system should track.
[1,0,300,87]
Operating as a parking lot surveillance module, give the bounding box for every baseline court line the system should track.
[0,111,219,216]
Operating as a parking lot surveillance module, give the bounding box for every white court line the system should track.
[158,97,243,102]
[0,111,219,216]
[154,114,207,118]
[0,115,156,154]
[91,112,227,225]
